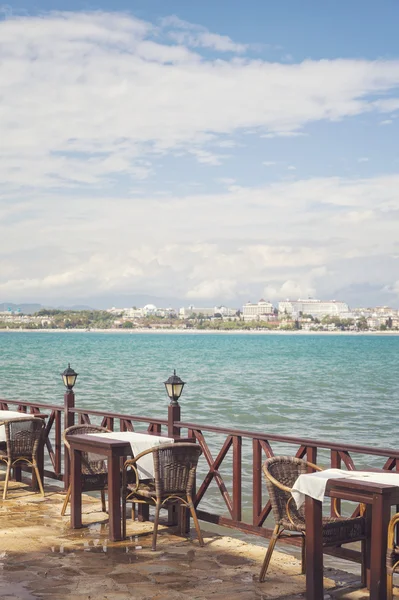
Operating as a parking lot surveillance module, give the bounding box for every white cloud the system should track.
[357,157,369,163]
[263,161,277,167]
[217,178,236,185]
[261,132,307,139]
[189,149,225,166]
[186,279,238,300]
[161,15,248,53]
[1,10,399,306]
[1,174,399,303]
[287,165,297,171]
[372,98,399,112]
[380,120,393,125]
[1,11,399,191]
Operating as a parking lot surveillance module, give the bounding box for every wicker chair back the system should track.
[153,443,202,496]
[3,417,44,461]
[263,456,315,529]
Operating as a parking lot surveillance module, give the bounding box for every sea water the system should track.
[1,331,398,516]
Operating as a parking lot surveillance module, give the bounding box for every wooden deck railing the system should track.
[1,393,399,561]
[176,421,399,544]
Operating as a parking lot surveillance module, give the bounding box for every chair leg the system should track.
[152,501,161,551]
[122,492,127,540]
[387,570,393,600]
[188,499,204,546]
[259,524,282,582]
[301,534,306,574]
[3,461,11,500]
[61,486,71,516]
[101,489,106,513]
[32,464,45,497]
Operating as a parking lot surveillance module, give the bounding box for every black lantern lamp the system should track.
[164,369,185,405]
[61,363,78,390]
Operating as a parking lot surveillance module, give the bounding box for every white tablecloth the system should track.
[87,431,174,479]
[292,468,399,509]
[0,410,35,443]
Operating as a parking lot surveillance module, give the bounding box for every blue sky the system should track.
[0,2,398,308]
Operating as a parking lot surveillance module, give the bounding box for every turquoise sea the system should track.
[1,331,398,517]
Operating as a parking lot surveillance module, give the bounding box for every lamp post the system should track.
[61,363,78,491]
[164,369,185,438]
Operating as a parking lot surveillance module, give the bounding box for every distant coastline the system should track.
[1,328,399,335]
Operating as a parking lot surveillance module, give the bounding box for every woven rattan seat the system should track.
[0,417,45,500]
[61,424,111,516]
[259,456,367,583]
[122,442,204,550]
[386,512,399,598]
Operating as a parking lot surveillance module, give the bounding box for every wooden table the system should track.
[305,477,399,600]
[68,433,194,542]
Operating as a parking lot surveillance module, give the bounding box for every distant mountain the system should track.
[0,302,43,315]
[55,304,95,311]
[0,294,243,313]
[0,302,95,314]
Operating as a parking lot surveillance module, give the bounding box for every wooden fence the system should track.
[2,392,399,561]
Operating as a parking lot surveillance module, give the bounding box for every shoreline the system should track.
[1,327,399,335]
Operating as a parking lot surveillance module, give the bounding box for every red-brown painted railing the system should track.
[175,421,399,546]
[2,394,399,562]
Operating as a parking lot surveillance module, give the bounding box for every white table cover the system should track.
[0,410,35,442]
[87,431,174,479]
[291,468,399,509]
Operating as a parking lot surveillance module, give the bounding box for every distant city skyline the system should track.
[1,2,398,307]
[1,294,399,314]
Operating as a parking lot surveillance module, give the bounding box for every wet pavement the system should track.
[0,479,392,599]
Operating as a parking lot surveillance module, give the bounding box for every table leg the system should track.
[369,493,391,599]
[108,453,122,541]
[71,447,82,529]
[305,496,324,600]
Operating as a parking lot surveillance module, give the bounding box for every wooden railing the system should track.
[2,394,399,561]
[175,421,399,546]
[71,407,167,434]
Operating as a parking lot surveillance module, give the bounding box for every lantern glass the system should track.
[61,364,78,390]
[166,381,184,400]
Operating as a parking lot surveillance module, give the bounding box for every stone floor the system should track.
[0,479,395,600]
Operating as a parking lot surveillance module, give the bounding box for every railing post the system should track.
[63,390,75,491]
[167,400,181,525]
[168,403,181,439]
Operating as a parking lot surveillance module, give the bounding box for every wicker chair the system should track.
[0,417,45,500]
[259,456,367,583]
[386,512,399,599]
[122,443,204,550]
[61,424,111,516]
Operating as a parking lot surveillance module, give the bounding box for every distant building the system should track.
[179,305,237,319]
[278,298,349,319]
[108,305,176,319]
[242,300,274,322]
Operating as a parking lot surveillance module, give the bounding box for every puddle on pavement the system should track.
[0,581,38,600]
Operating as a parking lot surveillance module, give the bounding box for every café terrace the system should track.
[1,365,399,600]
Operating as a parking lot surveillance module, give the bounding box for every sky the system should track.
[1,1,399,309]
